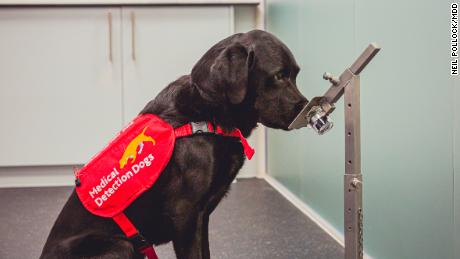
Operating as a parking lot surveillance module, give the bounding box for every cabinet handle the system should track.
[108,12,113,62]
[131,12,136,61]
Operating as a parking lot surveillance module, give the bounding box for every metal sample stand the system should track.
[288,43,381,259]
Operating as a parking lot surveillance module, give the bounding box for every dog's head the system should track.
[191,30,308,130]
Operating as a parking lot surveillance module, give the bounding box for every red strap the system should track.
[233,129,255,160]
[174,124,193,138]
[141,246,159,259]
[113,213,138,237]
[174,123,254,160]
[214,126,255,160]
[113,213,158,259]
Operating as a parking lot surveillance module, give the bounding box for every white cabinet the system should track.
[121,6,232,121]
[0,8,124,166]
[0,6,234,166]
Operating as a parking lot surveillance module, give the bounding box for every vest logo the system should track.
[76,114,177,215]
[88,126,157,207]
[119,126,156,169]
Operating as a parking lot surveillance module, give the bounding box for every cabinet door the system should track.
[121,6,232,121]
[0,8,123,166]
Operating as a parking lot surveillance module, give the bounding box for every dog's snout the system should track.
[294,96,308,110]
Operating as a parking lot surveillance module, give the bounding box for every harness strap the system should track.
[113,213,138,237]
[174,122,214,137]
[174,122,255,160]
[113,213,158,259]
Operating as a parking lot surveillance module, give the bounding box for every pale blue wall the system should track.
[266,1,458,258]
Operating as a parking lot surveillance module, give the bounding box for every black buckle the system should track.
[129,233,151,250]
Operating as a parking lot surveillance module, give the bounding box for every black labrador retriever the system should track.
[40,30,308,259]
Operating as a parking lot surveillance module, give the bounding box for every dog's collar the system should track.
[174,121,255,159]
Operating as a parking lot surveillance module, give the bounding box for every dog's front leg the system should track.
[172,212,210,259]
[200,213,210,259]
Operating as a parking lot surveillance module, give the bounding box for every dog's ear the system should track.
[192,43,254,104]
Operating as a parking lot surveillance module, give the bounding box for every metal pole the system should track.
[344,75,362,259]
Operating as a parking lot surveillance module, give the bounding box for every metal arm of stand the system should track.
[288,43,380,130]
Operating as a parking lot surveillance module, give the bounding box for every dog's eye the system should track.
[274,71,287,81]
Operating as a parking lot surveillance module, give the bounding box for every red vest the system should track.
[75,114,254,259]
